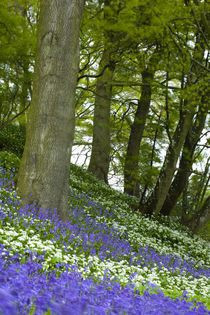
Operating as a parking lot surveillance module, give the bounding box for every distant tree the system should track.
[88,0,121,183]
[160,101,208,216]
[17,0,84,221]
[183,181,210,234]
[140,0,209,217]
[124,48,161,197]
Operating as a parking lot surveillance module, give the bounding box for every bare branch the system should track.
[0,102,30,130]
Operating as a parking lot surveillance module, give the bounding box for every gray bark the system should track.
[17,0,84,221]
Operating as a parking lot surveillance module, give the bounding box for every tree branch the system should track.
[0,102,30,130]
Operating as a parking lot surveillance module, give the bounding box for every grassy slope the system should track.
[70,164,210,298]
[0,163,209,313]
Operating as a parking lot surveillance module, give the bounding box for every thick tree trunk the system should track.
[88,20,116,183]
[160,102,207,215]
[88,48,115,183]
[88,0,123,183]
[142,102,195,216]
[123,50,160,196]
[17,0,84,221]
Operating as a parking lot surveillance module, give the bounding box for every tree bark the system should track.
[17,0,84,221]
[142,102,195,217]
[123,71,154,196]
[88,47,115,183]
[141,26,206,217]
[160,101,208,216]
[88,1,117,183]
[123,50,160,197]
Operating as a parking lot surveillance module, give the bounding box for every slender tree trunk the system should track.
[123,50,160,196]
[20,61,31,126]
[20,62,31,107]
[141,28,206,217]
[184,195,210,234]
[193,158,209,213]
[140,113,162,203]
[181,187,189,222]
[160,101,207,215]
[197,164,210,211]
[17,0,84,221]
[143,102,195,216]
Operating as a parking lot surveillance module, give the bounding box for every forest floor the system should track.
[0,164,209,314]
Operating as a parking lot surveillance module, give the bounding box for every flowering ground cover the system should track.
[0,165,209,314]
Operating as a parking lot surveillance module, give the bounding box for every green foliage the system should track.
[197,220,210,242]
[0,0,38,125]
[0,0,38,63]
[70,163,139,209]
[0,151,20,173]
[0,124,26,157]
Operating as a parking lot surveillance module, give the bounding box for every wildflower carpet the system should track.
[0,165,209,314]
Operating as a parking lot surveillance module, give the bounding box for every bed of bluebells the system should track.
[0,164,209,314]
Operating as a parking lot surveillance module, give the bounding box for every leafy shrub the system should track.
[0,124,26,157]
[0,151,20,173]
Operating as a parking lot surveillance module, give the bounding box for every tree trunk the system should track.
[160,101,207,216]
[192,158,209,213]
[88,1,117,183]
[140,113,162,203]
[20,60,32,126]
[17,0,84,221]
[88,47,115,183]
[141,27,206,217]
[184,195,210,234]
[142,101,195,217]
[123,50,160,196]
